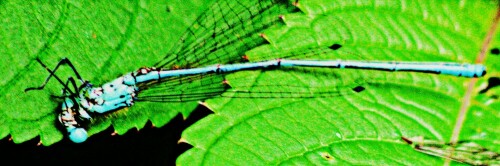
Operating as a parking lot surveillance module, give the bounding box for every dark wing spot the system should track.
[480,77,500,93]
[490,48,500,55]
[328,44,342,50]
[352,86,365,92]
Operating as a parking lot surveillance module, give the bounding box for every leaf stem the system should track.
[446,3,500,166]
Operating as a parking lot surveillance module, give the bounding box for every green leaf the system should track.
[1,0,499,165]
[177,0,499,165]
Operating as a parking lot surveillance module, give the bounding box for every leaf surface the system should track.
[177,0,500,165]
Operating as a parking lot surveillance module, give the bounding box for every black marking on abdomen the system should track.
[216,66,221,73]
[342,66,441,74]
[157,70,161,80]
[391,69,440,74]
[479,77,500,93]
[132,73,137,84]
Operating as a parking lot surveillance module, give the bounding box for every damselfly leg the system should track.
[25,57,87,93]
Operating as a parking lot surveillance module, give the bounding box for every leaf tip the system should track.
[198,102,215,112]
[181,114,188,120]
[259,33,269,42]
[241,55,249,62]
[222,79,232,88]
[178,137,189,144]
[199,101,208,107]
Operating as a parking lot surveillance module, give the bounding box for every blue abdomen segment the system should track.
[332,61,486,78]
[437,63,486,78]
[122,60,486,85]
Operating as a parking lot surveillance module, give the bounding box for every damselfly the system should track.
[26,0,486,143]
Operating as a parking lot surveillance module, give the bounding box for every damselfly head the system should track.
[59,100,91,125]
[59,98,91,143]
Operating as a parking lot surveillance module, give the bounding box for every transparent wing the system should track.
[136,73,227,102]
[154,0,297,69]
[136,68,366,102]
[140,0,367,102]
[138,46,367,102]
[143,0,305,101]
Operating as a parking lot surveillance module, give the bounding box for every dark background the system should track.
[0,105,212,166]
